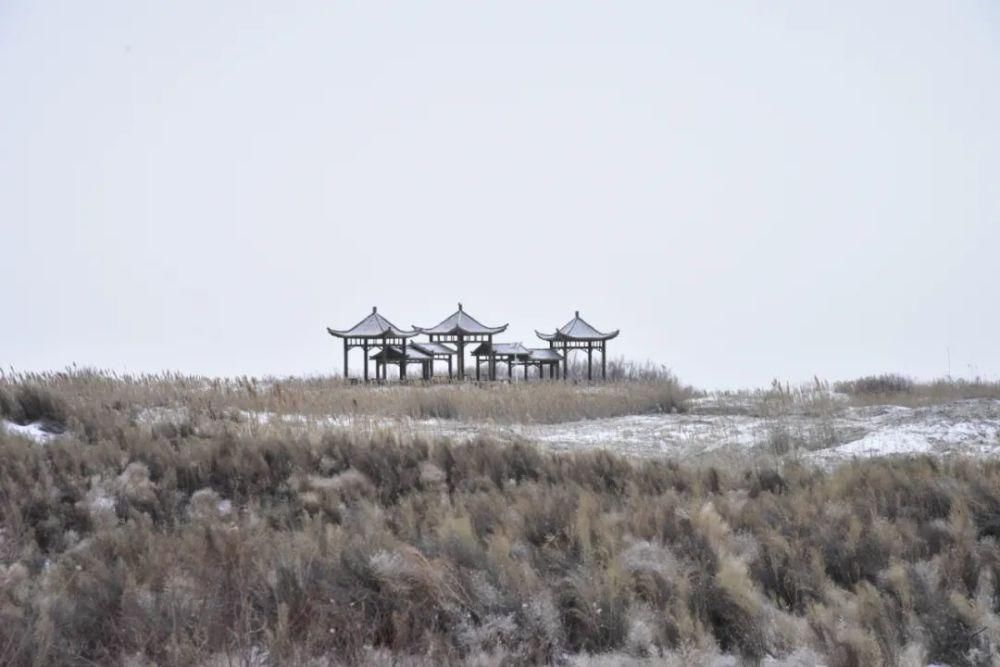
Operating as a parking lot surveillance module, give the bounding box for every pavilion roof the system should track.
[327,307,418,339]
[410,342,457,356]
[471,341,531,357]
[370,345,431,362]
[527,348,563,362]
[536,311,619,342]
[414,303,507,336]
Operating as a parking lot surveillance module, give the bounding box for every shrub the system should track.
[835,374,915,396]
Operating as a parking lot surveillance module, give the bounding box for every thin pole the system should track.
[343,341,349,379]
[363,343,369,382]
[487,334,494,380]
[601,342,607,380]
[587,344,593,382]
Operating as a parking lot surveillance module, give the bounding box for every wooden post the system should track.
[448,356,453,379]
[587,344,593,381]
[563,346,569,381]
[476,356,481,381]
[363,343,369,382]
[507,357,512,380]
[487,334,494,381]
[400,340,407,380]
[457,338,465,380]
[601,342,607,380]
[523,362,528,380]
[343,341,349,379]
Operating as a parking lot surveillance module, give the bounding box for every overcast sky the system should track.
[2,1,998,389]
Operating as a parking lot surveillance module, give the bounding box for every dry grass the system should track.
[835,374,1000,408]
[1,388,999,665]
[2,371,999,664]
[0,367,691,427]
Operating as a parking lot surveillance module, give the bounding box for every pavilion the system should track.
[472,343,563,380]
[536,311,619,381]
[371,345,433,381]
[410,341,458,379]
[327,307,418,381]
[413,304,507,380]
[471,342,529,380]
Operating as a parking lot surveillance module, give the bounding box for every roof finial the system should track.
[458,302,463,311]
[575,310,580,318]
[372,306,377,313]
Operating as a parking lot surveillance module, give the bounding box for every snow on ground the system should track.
[402,398,1000,464]
[135,398,1000,465]
[1,420,60,444]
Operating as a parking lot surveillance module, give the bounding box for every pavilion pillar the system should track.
[524,362,528,380]
[488,334,494,381]
[602,342,607,380]
[343,342,349,379]
[363,343,369,382]
[448,356,453,379]
[457,339,465,380]
[563,345,569,381]
[587,345,593,381]
[476,357,481,381]
[507,358,512,380]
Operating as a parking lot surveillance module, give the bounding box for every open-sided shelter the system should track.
[525,348,563,379]
[327,307,418,381]
[536,311,619,380]
[370,345,433,381]
[471,342,530,380]
[409,341,458,379]
[413,304,507,380]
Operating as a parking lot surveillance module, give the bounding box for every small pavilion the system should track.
[409,341,458,379]
[536,311,619,381]
[471,342,530,380]
[371,346,433,381]
[327,307,418,381]
[472,343,563,380]
[524,348,563,379]
[413,304,507,380]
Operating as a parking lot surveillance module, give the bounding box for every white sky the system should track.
[2,1,998,389]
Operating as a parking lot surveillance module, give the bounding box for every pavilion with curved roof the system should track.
[327,307,418,381]
[413,303,507,380]
[536,311,619,380]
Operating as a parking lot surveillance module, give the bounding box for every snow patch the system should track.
[1,420,59,444]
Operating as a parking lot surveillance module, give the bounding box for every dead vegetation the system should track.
[1,371,999,664]
[1,397,999,665]
[0,367,691,427]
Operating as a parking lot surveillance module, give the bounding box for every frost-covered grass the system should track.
[3,370,1000,664]
[0,367,691,426]
[2,423,1000,665]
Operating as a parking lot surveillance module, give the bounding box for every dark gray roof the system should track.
[410,342,457,356]
[536,311,619,342]
[527,348,563,361]
[414,303,507,336]
[370,345,431,362]
[471,342,531,357]
[328,307,418,339]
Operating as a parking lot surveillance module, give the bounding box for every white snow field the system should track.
[0,420,60,444]
[218,397,1000,465]
[25,396,996,465]
[416,399,1000,464]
